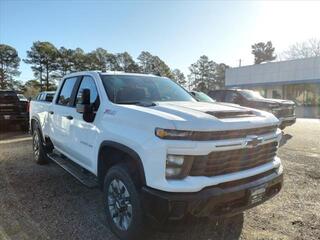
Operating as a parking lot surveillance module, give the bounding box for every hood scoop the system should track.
[206,110,256,119]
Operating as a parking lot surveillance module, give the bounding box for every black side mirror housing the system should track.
[76,88,94,122]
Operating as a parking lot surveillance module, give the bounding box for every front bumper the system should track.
[0,113,29,122]
[141,170,283,223]
[279,116,296,128]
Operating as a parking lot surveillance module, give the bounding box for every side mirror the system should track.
[76,88,94,122]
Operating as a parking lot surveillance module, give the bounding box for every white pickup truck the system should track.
[30,71,283,240]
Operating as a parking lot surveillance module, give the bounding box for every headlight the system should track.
[165,154,194,179]
[155,128,192,140]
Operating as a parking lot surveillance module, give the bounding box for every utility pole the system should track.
[239,59,242,67]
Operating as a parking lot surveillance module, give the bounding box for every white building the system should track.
[225,56,320,118]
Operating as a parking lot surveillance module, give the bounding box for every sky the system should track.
[1,0,320,81]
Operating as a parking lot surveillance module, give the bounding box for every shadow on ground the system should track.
[279,133,293,147]
[0,124,29,140]
[0,135,244,240]
[155,214,244,239]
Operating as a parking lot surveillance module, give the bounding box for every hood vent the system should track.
[206,111,256,119]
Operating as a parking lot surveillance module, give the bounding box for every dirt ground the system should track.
[0,119,319,240]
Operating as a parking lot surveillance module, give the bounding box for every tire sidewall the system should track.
[103,165,146,240]
[32,126,48,164]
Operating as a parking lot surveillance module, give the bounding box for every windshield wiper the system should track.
[116,101,156,107]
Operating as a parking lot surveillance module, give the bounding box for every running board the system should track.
[47,152,98,188]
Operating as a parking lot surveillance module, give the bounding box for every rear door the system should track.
[51,77,80,155]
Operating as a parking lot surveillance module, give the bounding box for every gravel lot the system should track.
[0,119,319,240]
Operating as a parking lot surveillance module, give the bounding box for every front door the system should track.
[70,75,101,171]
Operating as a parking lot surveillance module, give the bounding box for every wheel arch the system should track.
[98,141,146,189]
[30,116,53,151]
[30,116,41,134]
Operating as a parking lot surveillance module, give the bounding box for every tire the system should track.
[104,165,149,240]
[32,126,49,165]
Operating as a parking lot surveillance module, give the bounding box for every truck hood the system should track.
[150,101,279,131]
[251,98,295,106]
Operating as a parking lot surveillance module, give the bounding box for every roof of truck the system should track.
[64,71,159,78]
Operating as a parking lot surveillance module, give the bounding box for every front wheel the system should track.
[104,165,148,240]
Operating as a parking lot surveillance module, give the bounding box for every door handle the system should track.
[49,111,54,115]
[65,115,73,120]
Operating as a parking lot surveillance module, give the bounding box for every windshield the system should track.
[193,91,215,102]
[101,75,195,104]
[239,90,265,100]
[17,94,27,101]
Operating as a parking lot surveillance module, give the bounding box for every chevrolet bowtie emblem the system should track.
[245,136,263,148]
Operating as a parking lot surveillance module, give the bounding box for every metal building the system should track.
[225,56,320,118]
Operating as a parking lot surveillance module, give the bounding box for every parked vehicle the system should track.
[209,89,296,129]
[35,91,55,102]
[30,72,283,240]
[190,91,215,102]
[0,90,29,131]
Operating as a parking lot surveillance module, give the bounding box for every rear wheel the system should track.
[104,165,148,240]
[32,127,49,165]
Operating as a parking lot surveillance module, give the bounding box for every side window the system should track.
[57,77,77,106]
[76,76,100,110]
[225,91,241,103]
[45,94,54,102]
[210,91,223,101]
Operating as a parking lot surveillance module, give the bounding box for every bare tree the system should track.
[282,38,320,60]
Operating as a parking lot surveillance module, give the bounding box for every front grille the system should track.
[0,95,19,113]
[0,104,16,112]
[274,108,294,118]
[189,141,278,177]
[179,125,277,141]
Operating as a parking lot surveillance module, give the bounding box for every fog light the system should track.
[167,155,184,166]
[165,155,194,179]
[166,155,184,178]
[166,168,182,178]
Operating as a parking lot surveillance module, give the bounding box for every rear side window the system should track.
[36,93,42,100]
[209,91,224,101]
[57,77,77,106]
[76,76,100,110]
[45,94,54,102]
[225,91,240,103]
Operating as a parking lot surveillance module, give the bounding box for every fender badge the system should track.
[104,109,116,115]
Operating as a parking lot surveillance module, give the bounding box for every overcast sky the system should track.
[1,0,320,81]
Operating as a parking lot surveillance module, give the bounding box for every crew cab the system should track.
[0,90,29,131]
[209,89,296,129]
[30,72,283,240]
